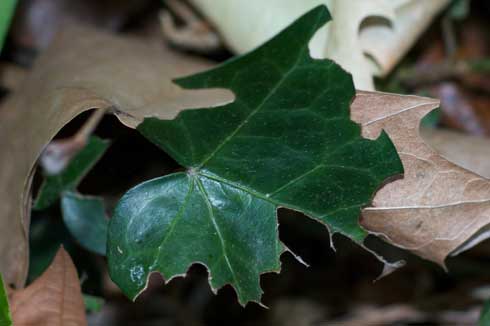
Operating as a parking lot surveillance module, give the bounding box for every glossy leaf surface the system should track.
[61,192,108,256]
[108,173,282,305]
[34,137,109,210]
[108,5,403,305]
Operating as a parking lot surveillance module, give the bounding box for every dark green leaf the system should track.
[83,294,105,313]
[28,217,73,282]
[481,300,490,326]
[108,173,282,305]
[448,0,470,20]
[34,136,110,210]
[421,108,441,128]
[108,5,403,305]
[0,0,16,53]
[0,274,12,326]
[61,192,108,256]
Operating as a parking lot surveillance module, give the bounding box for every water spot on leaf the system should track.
[130,266,145,286]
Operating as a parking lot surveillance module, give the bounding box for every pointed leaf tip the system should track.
[9,247,87,326]
[173,5,332,91]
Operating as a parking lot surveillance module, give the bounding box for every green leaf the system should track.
[109,172,282,305]
[34,136,110,210]
[0,0,16,54]
[481,300,490,326]
[28,217,73,282]
[421,108,441,128]
[448,0,470,20]
[0,274,12,326]
[108,5,403,305]
[83,294,105,313]
[61,192,108,256]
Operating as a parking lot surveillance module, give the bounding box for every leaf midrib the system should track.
[151,176,195,271]
[195,43,309,170]
[194,176,244,298]
[196,169,367,222]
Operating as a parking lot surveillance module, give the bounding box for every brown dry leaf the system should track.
[9,247,87,326]
[0,24,232,287]
[353,91,490,265]
[422,128,490,180]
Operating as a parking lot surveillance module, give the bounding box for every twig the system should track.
[165,0,199,25]
[160,0,221,53]
[72,108,107,144]
[441,16,458,60]
[40,108,107,175]
[397,59,490,87]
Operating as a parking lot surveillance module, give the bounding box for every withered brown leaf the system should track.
[0,24,231,287]
[9,247,87,326]
[422,128,490,180]
[353,91,490,266]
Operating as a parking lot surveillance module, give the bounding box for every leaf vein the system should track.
[151,176,194,270]
[195,177,243,297]
[196,42,309,169]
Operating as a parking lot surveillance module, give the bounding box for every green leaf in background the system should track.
[28,218,71,282]
[480,300,490,326]
[61,192,108,256]
[108,5,403,305]
[0,274,12,326]
[421,108,441,128]
[448,0,471,20]
[83,294,105,313]
[0,0,16,53]
[34,136,110,210]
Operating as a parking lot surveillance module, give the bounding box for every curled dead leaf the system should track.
[188,0,450,90]
[0,24,232,287]
[353,91,490,266]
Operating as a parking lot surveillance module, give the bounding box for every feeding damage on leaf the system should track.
[109,173,283,306]
[107,5,403,306]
